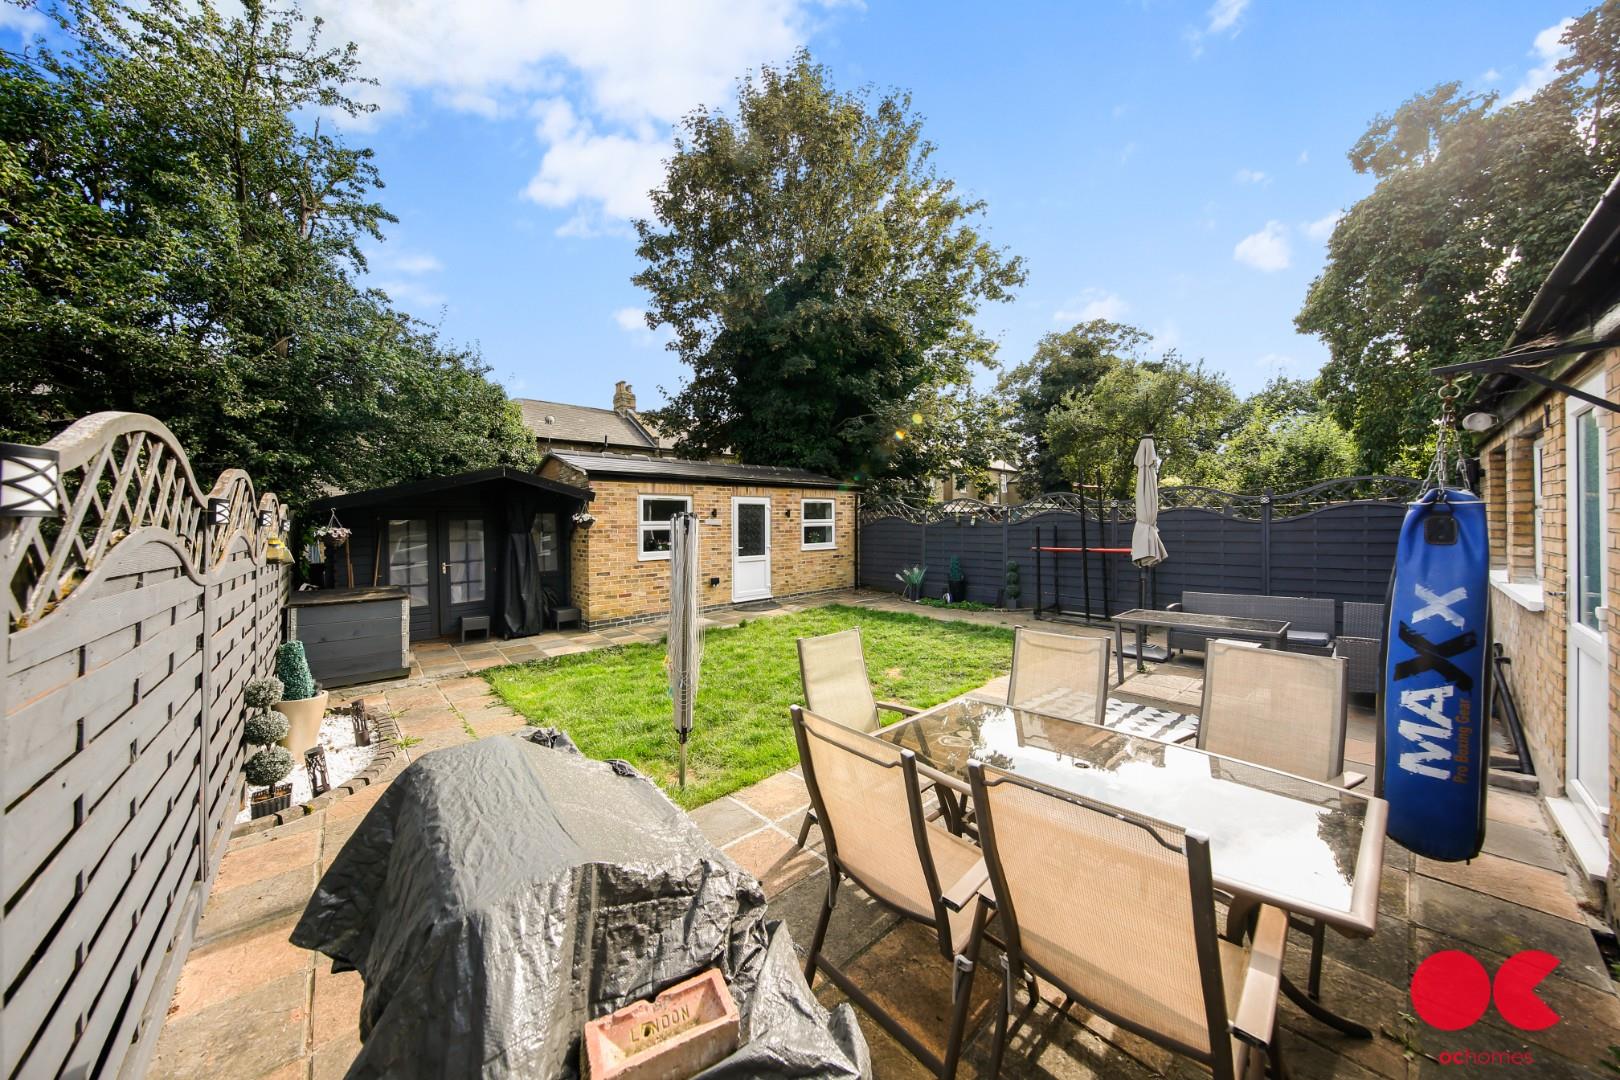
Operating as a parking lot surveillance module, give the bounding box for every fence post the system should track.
[1259,488,1273,595]
[197,526,213,882]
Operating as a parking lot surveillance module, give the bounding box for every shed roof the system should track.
[546,450,850,490]
[305,467,592,512]
[516,398,662,450]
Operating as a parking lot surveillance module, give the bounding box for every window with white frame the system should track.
[801,498,835,549]
[1531,437,1546,580]
[638,495,691,560]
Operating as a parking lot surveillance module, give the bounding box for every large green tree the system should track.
[1297,1,1620,472]
[1210,378,1360,494]
[0,0,534,506]
[635,51,1024,492]
[1043,354,1241,498]
[996,319,1149,493]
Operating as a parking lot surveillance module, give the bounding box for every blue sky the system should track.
[3,0,1578,410]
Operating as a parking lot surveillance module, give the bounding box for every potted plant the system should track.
[895,565,927,602]
[243,685,295,818]
[272,641,328,755]
[1004,559,1021,609]
[946,556,967,603]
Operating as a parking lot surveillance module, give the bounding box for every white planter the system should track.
[274,691,329,756]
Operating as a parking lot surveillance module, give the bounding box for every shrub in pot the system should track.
[947,556,967,603]
[1004,560,1021,608]
[244,711,295,818]
[894,565,926,602]
[272,641,328,755]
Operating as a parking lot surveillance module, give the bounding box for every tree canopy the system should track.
[0,0,534,506]
[996,319,1150,493]
[1297,1,1620,472]
[1043,352,1241,498]
[635,51,1025,494]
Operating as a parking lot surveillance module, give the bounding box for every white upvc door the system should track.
[1565,374,1610,843]
[731,497,772,602]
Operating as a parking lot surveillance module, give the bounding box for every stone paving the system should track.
[151,591,1620,1079]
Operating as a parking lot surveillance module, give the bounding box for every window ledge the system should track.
[1490,571,1545,612]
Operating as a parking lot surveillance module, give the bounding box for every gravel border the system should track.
[230,696,406,837]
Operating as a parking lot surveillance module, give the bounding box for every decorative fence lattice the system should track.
[858,476,1422,624]
[1,412,290,1080]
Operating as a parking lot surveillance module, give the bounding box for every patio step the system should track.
[1488,765,1539,794]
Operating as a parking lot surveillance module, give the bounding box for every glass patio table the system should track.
[876,696,1389,1036]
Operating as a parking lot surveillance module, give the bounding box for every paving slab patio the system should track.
[151,592,1618,1078]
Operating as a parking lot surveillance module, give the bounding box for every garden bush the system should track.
[243,745,294,788]
[244,677,283,709]
[243,710,289,747]
[275,641,317,700]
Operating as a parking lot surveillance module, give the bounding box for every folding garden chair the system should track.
[968,761,1289,1079]
[791,707,997,1079]
[793,629,931,847]
[1196,639,1362,1010]
[1006,627,1109,725]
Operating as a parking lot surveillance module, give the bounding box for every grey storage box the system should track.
[286,587,411,688]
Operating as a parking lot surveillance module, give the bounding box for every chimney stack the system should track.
[613,380,636,412]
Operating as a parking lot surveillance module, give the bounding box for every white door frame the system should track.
[1564,371,1610,840]
[731,496,772,602]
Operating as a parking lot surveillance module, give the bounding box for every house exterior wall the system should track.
[1478,347,1620,922]
[539,461,856,626]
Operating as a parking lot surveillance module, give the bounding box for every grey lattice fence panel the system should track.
[1,413,289,1080]
[859,477,1419,619]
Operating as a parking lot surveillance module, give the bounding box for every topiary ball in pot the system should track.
[275,641,317,701]
[243,710,290,747]
[244,676,284,710]
[243,745,295,788]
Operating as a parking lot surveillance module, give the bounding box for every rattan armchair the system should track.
[968,762,1289,1079]
[792,707,997,1079]
[1334,602,1385,697]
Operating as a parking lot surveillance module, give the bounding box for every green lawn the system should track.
[484,604,1013,808]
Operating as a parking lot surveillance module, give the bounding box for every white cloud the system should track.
[1296,149,1309,165]
[1187,0,1249,53]
[1206,0,1250,35]
[1505,18,1573,105]
[362,242,447,310]
[0,5,47,35]
[1119,141,1141,165]
[1153,321,1184,353]
[1233,167,1269,186]
[1055,289,1129,324]
[1480,68,1501,84]
[1233,221,1291,272]
[1303,210,1343,242]
[613,306,668,347]
[305,0,826,230]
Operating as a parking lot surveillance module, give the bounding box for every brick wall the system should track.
[539,462,856,625]
[1479,348,1620,924]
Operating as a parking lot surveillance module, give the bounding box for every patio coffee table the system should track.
[1111,607,1289,684]
[877,697,1387,1038]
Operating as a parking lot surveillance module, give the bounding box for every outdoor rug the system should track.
[1102,697,1198,743]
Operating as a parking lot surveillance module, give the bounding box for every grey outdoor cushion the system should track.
[1286,630,1333,648]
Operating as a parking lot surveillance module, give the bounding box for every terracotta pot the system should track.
[274,690,329,756]
[250,783,292,819]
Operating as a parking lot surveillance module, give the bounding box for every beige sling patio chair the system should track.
[968,761,1289,1080]
[1196,639,1364,790]
[1196,639,1363,1014]
[1006,627,1110,724]
[791,706,997,1080]
[793,629,926,847]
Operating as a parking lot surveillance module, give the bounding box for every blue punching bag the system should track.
[1379,486,1490,861]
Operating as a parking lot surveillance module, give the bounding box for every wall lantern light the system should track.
[1460,411,1496,433]
[207,498,231,527]
[0,442,61,518]
[257,509,275,530]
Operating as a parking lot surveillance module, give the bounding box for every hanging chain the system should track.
[1424,379,1468,493]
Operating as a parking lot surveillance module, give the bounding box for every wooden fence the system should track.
[859,476,1422,624]
[1,413,289,1079]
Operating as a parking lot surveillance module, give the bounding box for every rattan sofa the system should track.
[1333,602,1384,697]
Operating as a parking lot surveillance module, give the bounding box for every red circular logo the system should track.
[1411,950,1492,1031]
